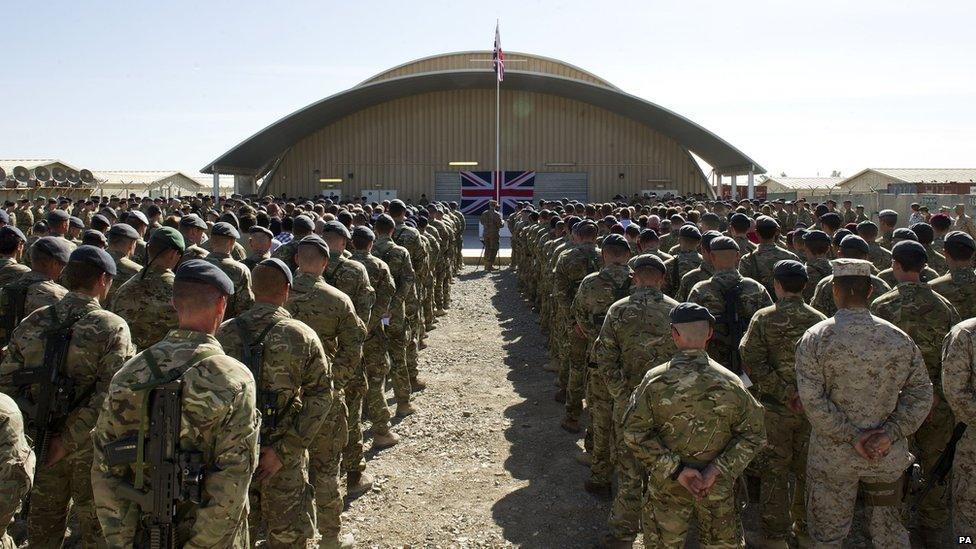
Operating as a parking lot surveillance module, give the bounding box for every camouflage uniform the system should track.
[15,208,33,237]
[553,242,601,422]
[392,222,429,382]
[271,239,301,272]
[350,249,396,434]
[941,318,976,541]
[105,249,142,303]
[687,269,772,372]
[622,349,766,548]
[877,265,940,286]
[870,282,959,533]
[924,245,948,274]
[676,260,713,302]
[795,308,933,548]
[242,249,271,271]
[739,296,826,542]
[175,242,208,265]
[867,242,892,272]
[663,249,702,297]
[591,285,678,540]
[738,242,799,297]
[479,207,504,267]
[571,263,632,488]
[0,292,135,547]
[91,329,258,548]
[285,272,365,543]
[202,238,247,262]
[929,266,976,320]
[2,271,68,325]
[0,392,34,549]
[108,267,178,350]
[0,257,30,287]
[372,236,416,405]
[802,257,832,302]
[217,302,334,548]
[809,273,890,317]
[204,251,254,318]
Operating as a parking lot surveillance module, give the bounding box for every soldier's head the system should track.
[878,209,898,231]
[145,227,185,271]
[0,226,26,260]
[830,259,874,309]
[631,254,666,289]
[729,213,751,236]
[802,231,831,260]
[46,209,70,236]
[755,216,780,242]
[772,260,807,300]
[374,214,395,237]
[209,222,240,254]
[388,200,408,220]
[891,241,927,283]
[173,260,233,334]
[296,235,330,276]
[62,245,117,301]
[676,224,701,252]
[838,235,870,261]
[601,234,631,266]
[930,213,952,235]
[351,226,375,253]
[573,220,599,243]
[944,231,976,267]
[322,221,350,254]
[293,215,315,239]
[248,226,274,255]
[178,214,208,245]
[669,303,714,350]
[637,229,659,252]
[252,258,292,306]
[31,236,71,280]
[705,236,740,270]
[107,223,140,258]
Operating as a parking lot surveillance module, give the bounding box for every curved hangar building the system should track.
[204,51,763,204]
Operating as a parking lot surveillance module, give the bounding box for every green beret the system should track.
[148,226,186,252]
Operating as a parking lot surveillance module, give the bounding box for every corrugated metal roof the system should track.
[93,170,199,187]
[0,159,82,173]
[867,168,976,184]
[763,176,844,189]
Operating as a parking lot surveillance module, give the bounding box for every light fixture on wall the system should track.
[545,162,577,167]
[319,178,343,183]
[448,161,479,166]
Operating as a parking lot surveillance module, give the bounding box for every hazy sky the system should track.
[3,0,974,179]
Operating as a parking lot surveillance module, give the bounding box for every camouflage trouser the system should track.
[342,375,367,474]
[643,474,743,548]
[310,397,349,539]
[806,463,909,548]
[556,314,572,390]
[387,313,412,405]
[29,448,103,548]
[609,402,642,539]
[407,310,423,379]
[249,449,315,548]
[423,277,435,323]
[484,236,499,265]
[587,368,614,484]
[363,326,393,433]
[437,267,450,308]
[952,430,976,541]
[564,328,589,422]
[759,408,809,540]
[911,399,953,529]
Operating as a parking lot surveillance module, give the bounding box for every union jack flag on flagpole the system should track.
[460,171,534,218]
[493,21,504,82]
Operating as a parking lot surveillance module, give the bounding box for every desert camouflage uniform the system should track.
[663,249,702,297]
[105,249,142,303]
[0,292,134,547]
[393,222,429,381]
[0,392,34,549]
[243,249,271,271]
[796,308,933,548]
[941,318,976,541]
[810,273,890,317]
[372,236,416,405]
[867,242,892,272]
[204,251,254,319]
[877,265,940,287]
[285,272,365,543]
[802,257,832,302]
[217,302,334,548]
[739,296,826,542]
[91,329,258,548]
[351,249,396,434]
[870,282,959,533]
[924,244,948,274]
[591,285,678,540]
[929,267,976,320]
[676,260,713,302]
[571,263,632,488]
[622,349,765,548]
[687,269,772,372]
[0,257,29,287]
[480,207,504,267]
[1,271,68,325]
[553,242,602,422]
[738,242,799,297]
[108,267,178,350]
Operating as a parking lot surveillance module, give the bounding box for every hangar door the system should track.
[433,171,588,205]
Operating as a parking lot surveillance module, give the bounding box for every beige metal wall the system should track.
[839,171,898,193]
[266,88,709,201]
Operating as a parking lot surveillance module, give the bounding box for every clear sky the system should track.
[3,0,974,179]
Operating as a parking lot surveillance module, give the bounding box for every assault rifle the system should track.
[909,422,967,512]
[716,284,744,375]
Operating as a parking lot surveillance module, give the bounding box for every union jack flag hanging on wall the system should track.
[459,171,534,217]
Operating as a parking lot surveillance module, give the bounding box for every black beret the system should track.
[946,231,976,250]
[857,220,878,231]
[47,209,70,223]
[69,245,117,276]
[677,224,702,240]
[631,253,666,274]
[639,229,659,242]
[99,207,118,220]
[351,225,375,241]
[179,214,208,230]
[701,230,723,251]
[730,212,750,225]
[819,212,841,223]
[755,216,779,230]
[773,259,808,281]
[879,209,898,219]
[175,259,234,296]
[107,223,140,240]
[68,216,84,230]
[700,212,720,224]
[708,236,740,252]
[293,215,315,232]
[404,219,417,228]
[81,229,107,248]
[248,225,274,239]
[126,210,149,227]
[832,229,853,246]
[839,235,870,254]
[670,302,716,325]
[803,230,831,245]
[91,214,110,228]
[0,226,26,242]
[257,257,293,286]
[297,234,330,257]
[892,228,918,242]
[32,236,73,263]
[601,233,629,251]
[892,240,927,265]
[322,220,351,239]
[211,222,240,240]
[910,223,934,243]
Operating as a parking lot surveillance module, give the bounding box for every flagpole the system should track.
[495,70,500,203]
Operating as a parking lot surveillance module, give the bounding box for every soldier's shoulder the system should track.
[0,391,19,415]
[948,317,976,339]
[82,308,130,331]
[195,352,254,387]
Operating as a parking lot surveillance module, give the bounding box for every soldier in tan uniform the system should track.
[204,222,254,319]
[104,223,143,303]
[0,392,34,549]
[929,231,976,319]
[479,200,504,270]
[941,317,976,542]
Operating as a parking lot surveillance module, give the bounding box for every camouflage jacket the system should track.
[553,242,602,306]
[571,264,632,348]
[739,296,826,411]
[91,329,258,548]
[350,250,394,331]
[0,392,34,536]
[271,238,301,273]
[591,286,678,404]
[0,292,134,455]
[622,348,765,486]
[205,252,254,319]
[738,242,799,296]
[393,222,429,280]
[924,245,948,274]
[676,261,713,302]
[325,252,375,327]
[663,249,703,296]
[877,265,940,287]
[217,303,333,464]
[870,282,959,396]
[867,243,892,272]
[929,267,976,320]
[796,308,932,475]
[106,249,142,303]
[0,257,29,288]
[108,267,178,350]
[177,243,209,266]
[480,209,504,237]
[242,250,270,271]
[5,271,68,323]
[688,269,772,372]
[941,318,976,429]
[286,272,365,390]
[803,257,832,301]
[373,236,416,320]
[810,273,890,317]
[202,239,246,262]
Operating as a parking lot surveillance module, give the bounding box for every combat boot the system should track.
[418,340,428,350]
[319,533,355,549]
[410,377,427,391]
[434,308,447,316]
[584,479,612,500]
[597,532,634,549]
[561,417,581,433]
[372,430,400,450]
[395,402,416,417]
[346,471,374,499]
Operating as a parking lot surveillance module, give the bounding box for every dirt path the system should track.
[348,266,611,548]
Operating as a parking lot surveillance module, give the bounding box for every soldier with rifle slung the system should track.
[0,236,71,350]
[0,245,134,547]
[92,260,258,548]
[940,317,976,542]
